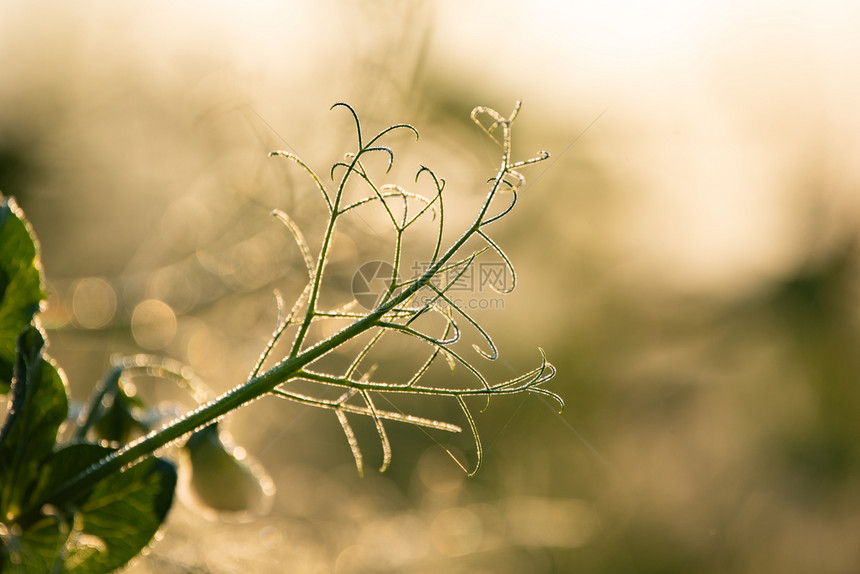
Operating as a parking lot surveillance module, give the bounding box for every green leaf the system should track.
[1,515,69,574]
[2,445,177,574]
[182,424,274,518]
[30,444,115,517]
[63,456,177,574]
[0,196,46,393]
[91,386,149,445]
[0,325,69,523]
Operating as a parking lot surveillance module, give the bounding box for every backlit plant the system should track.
[0,102,561,572]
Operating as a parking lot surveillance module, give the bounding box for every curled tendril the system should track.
[269,151,333,213]
[364,146,395,172]
[271,209,314,280]
[259,102,555,475]
[416,165,445,192]
[332,102,364,148]
[470,100,521,149]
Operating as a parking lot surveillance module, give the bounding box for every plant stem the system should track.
[46,111,513,514]
[45,257,438,510]
[46,324,345,510]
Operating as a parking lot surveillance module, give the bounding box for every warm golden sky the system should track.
[3,0,859,295]
[433,0,860,292]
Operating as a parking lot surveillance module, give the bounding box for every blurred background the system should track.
[3,0,860,572]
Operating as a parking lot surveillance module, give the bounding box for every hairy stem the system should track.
[44,261,431,511]
[44,101,551,516]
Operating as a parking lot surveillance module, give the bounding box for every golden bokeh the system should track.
[3,1,860,572]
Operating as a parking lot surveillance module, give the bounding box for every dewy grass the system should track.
[0,102,561,572]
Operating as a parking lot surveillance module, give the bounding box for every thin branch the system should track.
[271,209,315,280]
[268,151,333,213]
[270,389,461,433]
